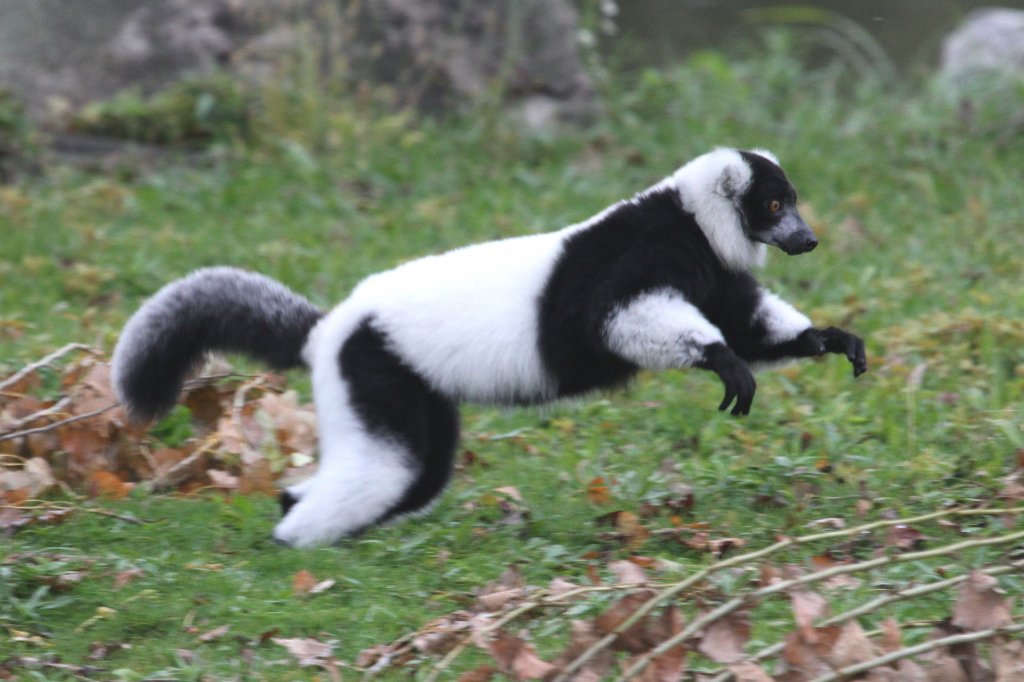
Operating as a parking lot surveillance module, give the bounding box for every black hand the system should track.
[698,343,756,416]
[820,327,868,377]
[796,328,826,356]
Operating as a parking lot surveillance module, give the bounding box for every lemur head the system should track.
[733,150,817,256]
[671,148,818,270]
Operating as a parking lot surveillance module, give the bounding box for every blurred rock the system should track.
[0,0,594,128]
[344,0,595,123]
[940,8,1024,85]
[0,0,272,122]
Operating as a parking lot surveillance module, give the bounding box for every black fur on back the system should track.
[537,188,769,396]
[340,319,460,521]
[112,267,324,422]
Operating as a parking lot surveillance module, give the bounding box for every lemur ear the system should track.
[716,163,746,199]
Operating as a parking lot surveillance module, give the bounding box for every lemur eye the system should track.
[768,199,781,212]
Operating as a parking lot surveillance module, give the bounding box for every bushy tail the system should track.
[112,267,324,422]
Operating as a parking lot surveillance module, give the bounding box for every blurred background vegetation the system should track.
[1,3,1023,678]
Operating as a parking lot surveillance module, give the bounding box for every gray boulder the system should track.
[344,0,595,123]
[940,7,1024,85]
[0,0,266,120]
[0,0,594,127]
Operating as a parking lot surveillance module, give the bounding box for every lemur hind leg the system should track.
[272,320,459,547]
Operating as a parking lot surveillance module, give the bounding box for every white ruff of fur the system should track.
[669,148,768,272]
[749,148,779,165]
[604,289,724,369]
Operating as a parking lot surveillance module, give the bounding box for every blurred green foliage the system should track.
[71,75,253,146]
[0,88,40,181]
[1,31,1023,679]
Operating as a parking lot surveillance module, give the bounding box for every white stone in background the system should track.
[940,8,1024,84]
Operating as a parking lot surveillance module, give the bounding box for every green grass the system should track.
[2,38,1023,679]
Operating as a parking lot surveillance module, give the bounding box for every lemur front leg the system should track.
[749,290,868,377]
[603,289,757,416]
[697,343,757,416]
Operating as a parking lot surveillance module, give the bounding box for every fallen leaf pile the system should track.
[1,346,318,531]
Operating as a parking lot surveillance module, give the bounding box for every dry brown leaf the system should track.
[478,588,522,612]
[36,569,88,592]
[609,559,648,586]
[879,617,902,655]
[87,641,128,661]
[0,457,56,501]
[919,651,968,682]
[760,562,783,586]
[548,620,614,682]
[687,533,746,556]
[238,456,275,496]
[593,590,665,654]
[182,384,224,428]
[641,606,686,682]
[197,625,230,642]
[952,570,1014,631]
[893,658,930,681]
[587,476,611,504]
[884,524,926,551]
[355,643,395,668]
[257,390,317,454]
[476,565,526,611]
[87,471,131,499]
[272,637,334,666]
[992,637,1024,681]
[727,661,775,682]
[457,665,496,682]
[809,554,861,590]
[789,588,829,642]
[292,569,317,596]
[780,626,842,679]
[824,620,876,670]
[493,486,524,502]
[487,630,556,681]
[113,568,144,590]
[57,363,138,484]
[548,577,579,596]
[616,511,650,551]
[207,469,239,490]
[410,611,476,654]
[697,608,751,664]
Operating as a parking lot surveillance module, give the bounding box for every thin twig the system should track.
[149,433,221,490]
[0,402,120,442]
[81,507,146,524]
[2,500,146,525]
[808,623,1024,682]
[0,343,94,392]
[182,371,264,390]
[3,395,73,431]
